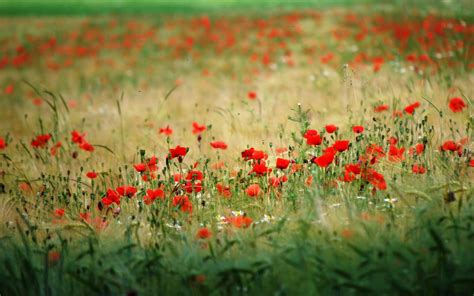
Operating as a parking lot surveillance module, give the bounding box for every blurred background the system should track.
[1,0,472,16]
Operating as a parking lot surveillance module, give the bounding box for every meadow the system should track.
[0,1,473,295]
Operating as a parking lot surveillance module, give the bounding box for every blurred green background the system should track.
[0,0,472,16]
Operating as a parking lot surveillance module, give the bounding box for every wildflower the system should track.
[31,134,51,148]
[4,84,14,95]
[101,189,121,206]
[134,163,146,173]
[404,102,421,115]
[448,97,466,113]
[192,122,206,134]
[159,125,173,136]
[251,149,267,160]
[441,140,459,152]
[276,157,290,169]
[374,104,389,112]
[388,145,405,162]
[79,141,94,152]
[48,251,61,265]
[362,169,387,190]
[341,228,354,239]
[314,151,335,168]
[303,129,322,146]
[333,140,350,152]
[0,137,6,150]
[352,126,364,134]
[412,164,426,174]
[116,185,137,198]
[86,171,98,179]
[50,142,62,156]
[226,215,253,228]
[172,195,193,213]
[216,183,232,198]
[409,143,425,156]
[196,227,212,239]
[325,124,338,133]
[143,188,165,205]
[251,161,270,176]
[247,91,257,100]
[245,184,261,197]
[241,147,255,160]
[71,130,86,144]
[169,145,188,159]
[210,141,228,150]
[54,208,65,218]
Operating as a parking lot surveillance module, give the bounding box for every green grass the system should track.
[0,0,473,16]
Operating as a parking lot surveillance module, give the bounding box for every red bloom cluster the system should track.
[31,134,51,148]
[173,195,193,213]
[101,185,137,206]
[304,129,322,146]
[71,130,94,152]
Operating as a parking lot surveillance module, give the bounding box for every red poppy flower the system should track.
[172,195,193,213]
[226,215,253,228]
[143,188,165,205]
[275,147,288,155]
[79,141,94,152]
[314,152,335,168]
[102,189,121,206]
[86,171,98,179]
[210,141,228,150]
[185,181,203,193]
[404,102,421,115]
[192,122,206,134]
[31,134,51,148]
[352,126,364,134]
[5,84,14,94]
[320,52,334,64]
[50,142,62,156]
[159,125,173,136]
[71,130,86,144]
[186,170,203,181]
[251,161,270,176]
[333,140,350,152]
[245,184,261,197]
[216,183,232,198]
[251,149,267,160]
[134,163,147,173]
[169,145,188,159]
[54,208,65,218]
[441,140,459,152]
[0,137,6,150]
[325,124,338,133]
[241,147,255,160]
[470,159,474,167]
[409,143,425,156]
[362,169,387,190]
[388,145,405,162]
[304,129,322,146]
[247,91,257,100]
[197,227,212,239]
[48,251,61,265]
[388,137,398,145]
[276,158,290,169]
[374,104,389,112]
[116,185,137,198]
[346,163,361,175]
[448,97,466,113]
[412,164,426,174]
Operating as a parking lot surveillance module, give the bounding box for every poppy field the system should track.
[0,1,473,295]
